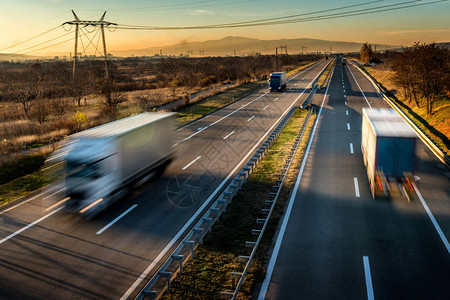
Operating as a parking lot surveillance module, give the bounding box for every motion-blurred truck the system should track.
[269,72,287,92]
[54,112,175,216]
[361,108,418,199]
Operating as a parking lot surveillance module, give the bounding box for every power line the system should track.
[0,25,62,52]
[115,0,447,30]
[21,37,73,55]
[12,31,73,54]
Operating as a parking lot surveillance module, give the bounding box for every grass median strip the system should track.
[162,108,316,299]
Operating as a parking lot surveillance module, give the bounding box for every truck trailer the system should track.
[361,108,417,199]
[56,112,175,216]
[269,72,287,92]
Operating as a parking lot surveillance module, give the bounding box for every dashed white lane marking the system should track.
[247,116,255,122]
[363,256,375,300]
[96,204,138,235]
[413,183,450,254]
[345,101,348,105]
[263,105,269,110]
[344,95,347,98]
[173,92,269,146]
[350,143,354,154]
[0,207,63,245]
[343,89,346,93]
[346,110,349,115]
[283,92,286,94]
[223,131,235,140]
[274,98,279,101]
[197,127,202,131]
[182,156,201,170]
[347,123,351,130]
[354,177,360,197]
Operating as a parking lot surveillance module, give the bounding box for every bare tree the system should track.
[50,97,71,117]
[136,92,165,111]
[29,98,50,125]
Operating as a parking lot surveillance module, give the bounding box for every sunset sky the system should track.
[0,0,449,56]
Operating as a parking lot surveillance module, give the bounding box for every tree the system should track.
[97,78,127,119]
[360,43,373,64]
[29,98,50,125]
[413,43,448,114]
[391,43,448,114]
[9,71,42,118]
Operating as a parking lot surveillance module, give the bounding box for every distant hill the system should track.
[114,36,397,57]
[0,53,37,61]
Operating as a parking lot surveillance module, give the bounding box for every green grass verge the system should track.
[162,109,316,300]
[0,173,47,206]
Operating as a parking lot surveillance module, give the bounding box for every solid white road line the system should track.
[123,60,333,300]
[223,131,235,140]
[258,65,335,300]
[412,183,450,254]
[0,207,63,245]
[347,123,351,130]
[96,204,138,235]
[347,65,372,108]
[247,116,255,122]
[354,177,360,197]
[182,156,201,170]
[350,143,354,154]
[363,256,375,300]
[263,105,269,110]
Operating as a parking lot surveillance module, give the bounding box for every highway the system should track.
[259,61,450,299]
[0,60,330,299]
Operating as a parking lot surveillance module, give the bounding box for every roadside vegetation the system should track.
[358,42,449,154]
[162,108,316,300]
[0,55,320,207]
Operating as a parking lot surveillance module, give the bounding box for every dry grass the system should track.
[363,65,450,154]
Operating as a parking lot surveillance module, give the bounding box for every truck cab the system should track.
[269,72,287,92]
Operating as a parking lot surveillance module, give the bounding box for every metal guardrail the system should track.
[220,108,314,299]
[136,106,300,300]
[301,84,318,109]
[351,62,450,168]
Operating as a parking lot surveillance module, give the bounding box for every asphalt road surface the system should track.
[259,61,450,299]
[0,60,330,300]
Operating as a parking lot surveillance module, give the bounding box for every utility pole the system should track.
[63,11,117,81]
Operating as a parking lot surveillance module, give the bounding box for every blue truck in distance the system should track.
[269,72,287,92]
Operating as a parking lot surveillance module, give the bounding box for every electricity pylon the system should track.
[63,10,117,80]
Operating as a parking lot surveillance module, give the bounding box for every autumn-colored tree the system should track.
[360,43,373,63]
[392,43,448,114]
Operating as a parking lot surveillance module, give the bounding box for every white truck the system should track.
[55,112,175,216]
[361,108,417,199]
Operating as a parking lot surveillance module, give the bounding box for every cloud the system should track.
[379,29,450,36]
[190,10,214,16]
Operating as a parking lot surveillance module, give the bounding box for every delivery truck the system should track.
[361,108,417,199]
[55,112,176,216]
[269,72,287,92]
